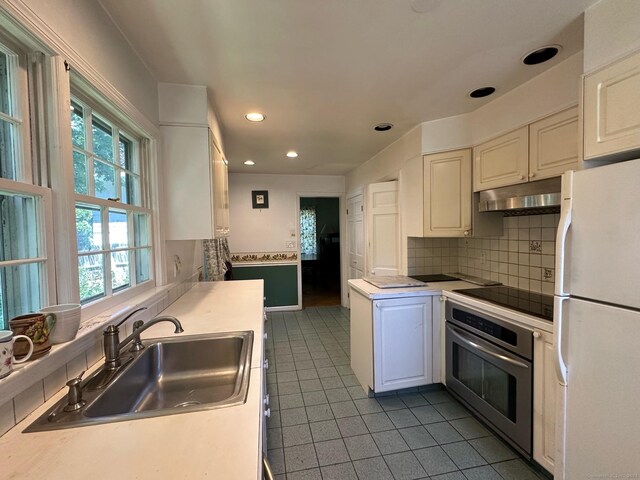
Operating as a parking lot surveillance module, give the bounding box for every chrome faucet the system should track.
[103,312,184,370]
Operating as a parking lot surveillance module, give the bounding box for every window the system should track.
[71,98,152,304]
[0,39,52,328]
[300,206,317,255]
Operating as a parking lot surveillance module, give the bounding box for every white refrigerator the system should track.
[554,159,640,479]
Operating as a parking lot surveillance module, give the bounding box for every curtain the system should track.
[203,237,231,280]
[300,206,317,255]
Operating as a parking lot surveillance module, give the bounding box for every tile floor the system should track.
[265,306,547,480]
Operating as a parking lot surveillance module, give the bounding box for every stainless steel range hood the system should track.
[478,177,561,214]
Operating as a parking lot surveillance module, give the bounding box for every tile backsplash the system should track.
[408,214,559,295]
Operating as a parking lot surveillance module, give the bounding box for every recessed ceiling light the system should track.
[286,151,298,158]
[522,45,561,65]
[245,112,265,122]
[374,123,394,132]
[469,87,496,98]
[244,160,255,166]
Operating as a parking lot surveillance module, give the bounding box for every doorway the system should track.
[300,197,341,307]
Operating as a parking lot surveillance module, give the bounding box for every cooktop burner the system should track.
[453,286,554,321]
[409,274,460,282]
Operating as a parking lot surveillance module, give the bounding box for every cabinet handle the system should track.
[463,230,470,237]
[533,331,541,339]
[264,359,269,370]
[264,408,271,418]
[519,175,525,180]
[439,296,445,302]
[264,394,270,406]
[264,332,268,340]
[529,172,536,178]
[375,302,380,309]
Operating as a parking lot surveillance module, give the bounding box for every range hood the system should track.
[478,177,561,214]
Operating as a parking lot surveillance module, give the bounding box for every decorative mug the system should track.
[0,330,34,379]
[9,313,56,360]
[41,304,81,344]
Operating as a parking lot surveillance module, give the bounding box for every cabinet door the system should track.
[210,135,229,236]
[161,125,214,240]
[424,149,471,237]
[529,107,579,180]
[533,330,556,474]
[373,296,433,392]
[367,181,399,276]
[474,126,529,191]
[347,193,365,279]
[584,49,640,160]
[399,156,423,238]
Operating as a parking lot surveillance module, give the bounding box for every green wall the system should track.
[233,265,298,307]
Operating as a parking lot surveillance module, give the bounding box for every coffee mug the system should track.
[9,313,56,360]
[0,330,34,379]
[41,304,81,344]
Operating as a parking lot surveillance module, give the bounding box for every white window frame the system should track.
[70,93,155,315]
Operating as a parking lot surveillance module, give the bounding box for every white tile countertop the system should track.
[0,280,265,480]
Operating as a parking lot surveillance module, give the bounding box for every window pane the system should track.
[108,209,128,249]
[94,160,116,199]
[0,262,42,329]
[75,205,102,252]
[119,136,132,169]
[73,151,88,194]
[78,253,105,303]
[0,192,39,261]
[70,102,85,149]
[92,117,114,162]
[134,213,150,247]
[0,50,11,116]
[0,118,17,180]
[111,251,130,291]
[135,248,151,284]
[121,172,140,206]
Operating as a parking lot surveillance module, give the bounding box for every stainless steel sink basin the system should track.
[24,331,254,432]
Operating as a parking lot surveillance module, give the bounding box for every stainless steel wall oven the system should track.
[445,301,533,457]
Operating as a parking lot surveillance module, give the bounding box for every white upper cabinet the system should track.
[424,149,471,237]
[583,49,640,161]
[367,181,399,276]
[474,126,529,191]
[474,108,579,191]
[529,106,579,180]
[159,83,229,240]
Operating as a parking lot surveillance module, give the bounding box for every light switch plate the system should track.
[285,240,296,249]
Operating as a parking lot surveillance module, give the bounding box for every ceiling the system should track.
[98,0,599,175]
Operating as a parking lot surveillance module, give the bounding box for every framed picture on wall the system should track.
[252,190,269,209]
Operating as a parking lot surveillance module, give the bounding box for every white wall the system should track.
[18,0,158,125]
[584,0,640,73]
[229,173,345,253]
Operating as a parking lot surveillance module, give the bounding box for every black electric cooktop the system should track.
[410,274,460,283]
[454,286,554,322]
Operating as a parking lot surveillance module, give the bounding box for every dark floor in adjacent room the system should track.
[265,307,546,480]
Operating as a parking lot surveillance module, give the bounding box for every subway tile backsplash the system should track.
[408,214,559,295]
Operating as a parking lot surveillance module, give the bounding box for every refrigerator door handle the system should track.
[555,171,573,297]
[554,296,568,386]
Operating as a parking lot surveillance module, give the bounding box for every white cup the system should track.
[0,330,34,379]
[41,304,82,344]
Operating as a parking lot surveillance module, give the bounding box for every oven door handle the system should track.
[448,324,530,369]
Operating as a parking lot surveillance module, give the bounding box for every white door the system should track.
[373,296,433,392]
[347,192,364,279]
[367,181,399,276]
[559,297,640,479]
[563,159,640,309]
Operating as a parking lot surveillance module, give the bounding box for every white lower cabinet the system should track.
[350,289,436,393]
[373,296,434,392]
[533,329,556,474]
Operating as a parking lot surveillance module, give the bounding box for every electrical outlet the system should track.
[285,240,296,249]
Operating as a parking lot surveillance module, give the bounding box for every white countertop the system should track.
[349,278,553,333]
[1,280,265,480]
[348,278,477,299]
